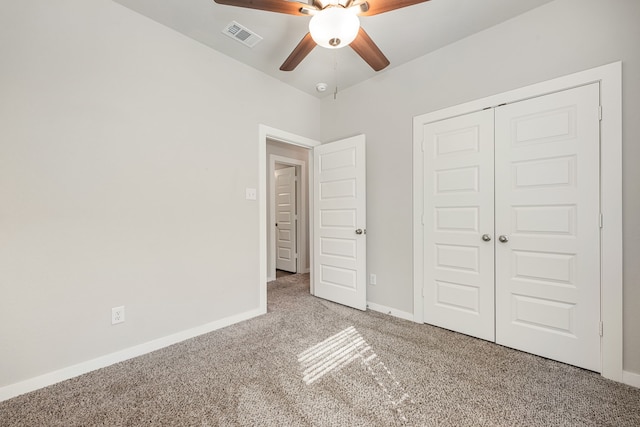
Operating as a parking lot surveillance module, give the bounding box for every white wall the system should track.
[319,0,640,374]
[0,0,320,389]
[266,139,310,276]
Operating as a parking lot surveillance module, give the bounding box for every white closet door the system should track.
[494,84,601,371]
[422,109,496,341]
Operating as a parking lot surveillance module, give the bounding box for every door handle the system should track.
[481,234,492,242]
[355,229,365,235]
[498,235,509,243]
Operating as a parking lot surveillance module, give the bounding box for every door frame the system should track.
[259,125,320,312]
[412,62,622,382]
[269,155,307,280]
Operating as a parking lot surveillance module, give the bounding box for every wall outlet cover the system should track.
[112,306,125,325]
[245,187,257,200]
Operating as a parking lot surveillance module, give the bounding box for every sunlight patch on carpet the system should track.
[298,326,414,422]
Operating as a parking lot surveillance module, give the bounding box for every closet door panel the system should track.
[422,109,495,341]
[494,84,601,372]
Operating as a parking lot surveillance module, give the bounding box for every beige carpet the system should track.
[1,273,639,426]
[275,269,295,278]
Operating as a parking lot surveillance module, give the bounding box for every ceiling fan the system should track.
[213,0,430,71]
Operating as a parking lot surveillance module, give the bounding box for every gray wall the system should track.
[0,0,320,387]
[2,0,639,393]
[320,0,640,374]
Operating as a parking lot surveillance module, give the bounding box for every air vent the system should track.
[222,21,263,48]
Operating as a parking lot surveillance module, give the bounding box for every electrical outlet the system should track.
[369,274,377,286]
[245,187,257,200]
[112,306,125,325]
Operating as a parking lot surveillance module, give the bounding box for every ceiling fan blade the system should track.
[357,0,430,16]
[280,33,317,71]
[349,27,390,71]
[213,0,313,16]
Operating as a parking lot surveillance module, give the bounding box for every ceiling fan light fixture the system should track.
[309,7,360,49]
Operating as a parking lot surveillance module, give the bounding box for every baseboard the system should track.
[623,370,640,389]
[366,302,414,322]
[0,307,265,402]
[267,276,275,282]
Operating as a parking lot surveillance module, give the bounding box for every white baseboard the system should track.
[623,370,640,389]
[0,307,265,402]
[267,276,275,282]
[366,302,414,322]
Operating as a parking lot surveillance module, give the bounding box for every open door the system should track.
[313,135,367,310]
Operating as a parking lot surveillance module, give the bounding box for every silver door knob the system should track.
[355,229,364,235]
[482,234,492,242]
[498,235,509,243]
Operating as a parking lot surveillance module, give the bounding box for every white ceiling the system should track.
[112,0,555,98]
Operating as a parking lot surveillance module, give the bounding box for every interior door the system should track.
[313,135,366,311]
[275,166,297,273]
[422,109,496,341]
[494,84,601,371]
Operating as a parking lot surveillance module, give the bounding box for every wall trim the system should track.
[623,371,640,389]
[412,61,623,382]
[367,302,414,322]
[0,307,264,403]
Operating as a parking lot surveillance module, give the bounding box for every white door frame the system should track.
[413,62,622,382]
[269,155,307,280]
[259,125,320,312]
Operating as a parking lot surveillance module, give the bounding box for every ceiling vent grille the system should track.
[222,21,263,48]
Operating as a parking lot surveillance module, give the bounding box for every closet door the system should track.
[494,84,601,371]
[422,109,495,341]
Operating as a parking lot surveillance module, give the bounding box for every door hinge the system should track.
[598,105,603,121]
[421,140,425,152]
[421,287,425,297]
[599,321,604,337]
[421,214,425,226]
[599,213,604,228]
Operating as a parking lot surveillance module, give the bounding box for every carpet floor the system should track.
[1,273,639,426]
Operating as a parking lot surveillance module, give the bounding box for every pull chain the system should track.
[333,51,339,100]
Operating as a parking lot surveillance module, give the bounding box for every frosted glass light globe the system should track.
[309,7,360,49]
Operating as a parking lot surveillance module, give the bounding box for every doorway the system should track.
[258,126,320,312]
[267,140,310,281]
[259,126,368,313]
